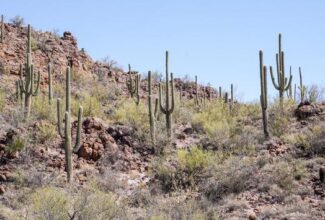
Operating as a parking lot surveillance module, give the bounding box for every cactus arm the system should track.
[32,71,40,96]
[169,72,175,113]
[284,74,292,91]
[269,66,280,90]
[159,83,167,114]
[57,98,64,138]
[73,106,83,153]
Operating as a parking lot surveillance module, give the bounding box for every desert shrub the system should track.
[204,157,255,202]
[192,100,234,143]
[36,121,56,144]
[72,188,123,220]
[113,99,149,139]
[10,15,24,28]
[32,95,56,122]
[173,98,195,125]
[156,146,214,192]
[31,37,38,51]
[0,90,5,111]
[292,125,325,156]
[258,160,300,194]
[269,100,295,137]
[72,95,101,117]
[223,125,258,156]
[30,187,69,220]
[6,135,25,154]
[306,84,325,103]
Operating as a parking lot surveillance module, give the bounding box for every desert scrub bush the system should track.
[29,184,124,220]
[155,146,215,191]
[0,89,5,111]
[192,100,234,143]
[173,98,195,125]
[72,188,123,220]
[113,99,149,139]
[258,159,301,194]
[32,95,56,122]
[204,156,256,203]
[6,135,25,154]
[284,125,325,156]
[72,95,101,117]
[269,100,295,137]
[36,121,56,144]
[10,15,24,28]
[30,187,69,220]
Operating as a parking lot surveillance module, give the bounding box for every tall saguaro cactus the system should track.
[159,51,175,138]
[298,67,306,103]
[0,15,4,43]
[126,64,140,105]
[57,67,83,183]
[270,34,292,108]
[148,71,156,143]
[259,50,269,138]
[48,62,53,104]
[18,24,40,118]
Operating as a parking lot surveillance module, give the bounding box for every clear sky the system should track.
[2,0,325,101]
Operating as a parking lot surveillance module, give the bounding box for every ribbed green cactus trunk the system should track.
[159,51,175,138]
[219,86,222,99]
[57,67,83,183]
[148,71,156,144]
[0,15,4,43]
[270,34,292,109]
[259,50,269,138]
[48,62,53,104]
[299,67,306,103]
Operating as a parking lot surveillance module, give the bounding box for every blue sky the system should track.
[2,0,325,101]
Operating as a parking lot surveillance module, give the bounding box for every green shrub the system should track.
[30,187,69,220]
[32,95,56,122]
[0,90,5,111]
[156,146,214,191]
[36,121,56,144]
[269,100,295,137]
[72,95,101,117]
[113,99,149,138]
[6,135,24,154]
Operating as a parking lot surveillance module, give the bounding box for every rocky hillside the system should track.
[0,21,325,220]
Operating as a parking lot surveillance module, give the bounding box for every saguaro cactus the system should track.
[148,71,156,143]
[259,50,269,138]
[219,86,222,99]
[298,67,306,103]
[48,62,53,104]
[57,67,83,183]
[18,25,40,118]
[270,34,292,108]
[159,51,175,138]
[224,92,228,103]
[126,64,140,105]
[0,15,4,43]
[294,83,296,103]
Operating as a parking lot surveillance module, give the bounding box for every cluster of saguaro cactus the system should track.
[259,50,269,138]
[57,67,83,183]
[159,51,175,138]
[298,67,306,103]
[126,64,140,105]
[17,25,40,118]
[0,15,4,43]
[48,62,53,104]
[270,34,292,109]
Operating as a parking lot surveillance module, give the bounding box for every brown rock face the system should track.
[295,101,325,120]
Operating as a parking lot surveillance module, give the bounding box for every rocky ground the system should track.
[0,22,324,220]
